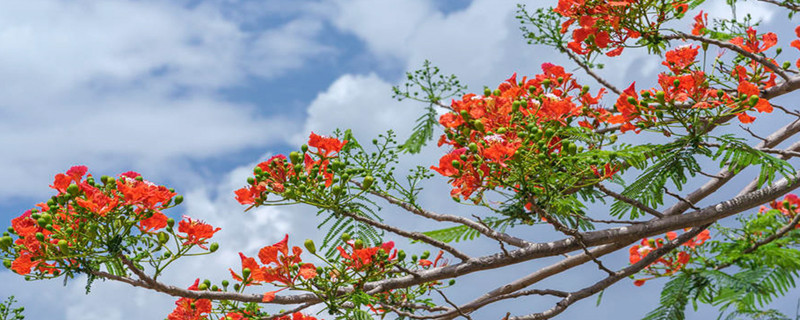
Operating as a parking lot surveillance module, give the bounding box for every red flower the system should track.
[662,45,699,74]
[308,132,347,158]
[691,11,708,35]
[730,27,778,53]
[177,217,220,249]
[274,313,320,320]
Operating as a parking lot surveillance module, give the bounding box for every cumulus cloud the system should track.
[0,0,333,199]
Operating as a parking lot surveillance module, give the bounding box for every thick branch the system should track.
[507,226,709,320]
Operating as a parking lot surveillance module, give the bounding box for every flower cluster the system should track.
[230,235,317,302]
[629,229,711,286]
[433,64,610,200]
[0,166,217,276]
[337,240,397,271]
[235,133,348,206]
[554,0,690,57]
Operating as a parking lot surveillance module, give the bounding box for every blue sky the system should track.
[0,0,798,319]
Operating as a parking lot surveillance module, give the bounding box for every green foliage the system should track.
[0,296,24,320]
[392,60,465,154]
[610,141,704,219]
[710,135,795,188]
[643,273,693,320]
[421,218,513,243]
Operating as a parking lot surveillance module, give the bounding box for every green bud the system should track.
[777,47,783,55]
[512,101,521,112]
[420,250,430,260]
[198,283,208,291]
[163,252,171,258]
[211,285,219,291]
[58,240,69,254]
[254,166,263,175]
[493,89,502,96]
[174,195,183,205]
[496,127,507,134]
[301,144,309,153]
[582,85,590,94]
[468,143,478,152]
[451,160,462,169]
[35,232,44,242]
[411,254,418,262]
[341,233,351,242]
[354,239,364,250]
[609,134,618,143]
[289,151,302,164]
[247,177,255,185]
[242,268,251,279]
[100,175,110,184]
[673,79,680,87]
[362,176,375,190]
[474,120,485,132]
[783,61,792,69]
[304,239,316,254]
[449,279,456,286]
[542,79,551,87]
[567,143,578,155]
[656,91,665,103]
[331,185,343,195]
[316,266,324,275]
[157,232,169,244]
[460,110,469,119]
[397,250,406,261]
[221,280,229,288]
[203,279,211,288]
[167,218,175,229]
[209,242,219,252]
[484,87,491,96]
[233,283,241,291]
[748,95,760,107]
[3,259,11,269]
[67,183,80,196]
[626,96,637,105]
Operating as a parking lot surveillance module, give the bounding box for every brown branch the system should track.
[596,184,664,218]
[562,47,622,96]
[663,187,700,211]
[757,0,800,11]
[372,191,531,248]
[506,225,709,320]
[738,139,800,196]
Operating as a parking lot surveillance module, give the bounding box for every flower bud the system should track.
[242,268,251,279]
[67,183,80,196]
[397,250,406,261]
[304,239,316,254]
[167,218,175,229]
[198,283,208,291]
[233,283,241,291]
[362,176,375,190]
[341,233,351,242]
[493,89,501,96]
[420,250,430,260]
[157,232,169,244]
[748,95,760,107]
[35,232,44,242]
[221,280,229,289]
[449,279,456,286]
[209,242,219,252]
[173,195,183,205]
[289,151,302,164]
[354,239,364,249]
[655,91,665,103]
[468,143,478,152]
[301,144,309,153]
[3,259,11,269]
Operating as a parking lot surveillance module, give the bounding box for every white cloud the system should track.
[0,0,334,199]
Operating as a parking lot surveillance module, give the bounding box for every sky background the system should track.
[0,0,799,319]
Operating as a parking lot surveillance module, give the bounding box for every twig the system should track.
[264,303,315,320]
[339,210,471,261]
[561,47,622,95]
[663,188,700,210]
[474,214,509,256]
[371,191,531,248]
[740,125,768,142]
[435,288,473,320]
[701,142,800,158]
[529,203,616,276]
[770,103,800,117]
[596,184,664,218]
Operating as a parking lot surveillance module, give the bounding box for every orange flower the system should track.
[691,11,708,35]
[730,27,778,53]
